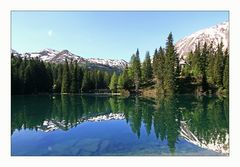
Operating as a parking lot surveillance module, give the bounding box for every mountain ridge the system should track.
[175,21,229,61]
[11,48,128,72]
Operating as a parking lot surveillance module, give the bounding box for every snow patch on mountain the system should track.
[12,49,128,71]
[175,21,229,60]
[87,58,128,69]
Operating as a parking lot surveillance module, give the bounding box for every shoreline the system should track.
[11,92,228,98]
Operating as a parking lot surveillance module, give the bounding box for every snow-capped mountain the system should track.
[12,49,128,71]
[175,21,229,61]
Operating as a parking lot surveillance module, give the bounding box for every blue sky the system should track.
[11,11,228,61]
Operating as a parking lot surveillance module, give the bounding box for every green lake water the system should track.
[11,95,229,156]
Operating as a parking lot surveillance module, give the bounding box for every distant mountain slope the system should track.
[175,21,229,61]
[11,48,128,72]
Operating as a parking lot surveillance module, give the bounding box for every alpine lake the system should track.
[11,94,229,156]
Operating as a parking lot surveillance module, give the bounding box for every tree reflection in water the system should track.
[11,94,229,154]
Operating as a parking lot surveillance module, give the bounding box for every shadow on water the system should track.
[11,94,229,155]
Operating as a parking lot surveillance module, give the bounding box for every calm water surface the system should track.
[11,95,229,156]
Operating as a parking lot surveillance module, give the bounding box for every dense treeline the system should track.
[119,33,228,95]
[181,41,229,95]
[11,56,112,94]
[11,32,229,96]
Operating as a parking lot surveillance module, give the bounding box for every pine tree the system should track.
[11,56,23,94]
[207,42,215,84]
[77,66,83,92]
[132,49,142,92]
[122,66,130,90]
[182,51,193,77]
[163,33,178,94]
[117,73,124,90]
[99,71,105,89]
[70,61,78,93]
[193,42,201,78]
[54,64,63,93]
[128,54,135,83]
[152,48,159,78]
[61,59,70,93]
[142,51,153,82]
[45,63,53,92]
[156,47,165,92]
[103,71,111,89]
[109,72,118,93]
[200,42,208,91]
[23,61,34,94]
[213,42,224,87]
[223,48,229,91]
[94,71,100,90]
[81,70,90,92]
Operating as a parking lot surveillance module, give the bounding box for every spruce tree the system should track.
[163,33,178,94]
[128,54,135,83]
[103,71,111,89]
[70,61,78,93]
[117,73,124,90]
[61,59,70,93]
[109,72,118,93]
[81,70,90,92]
[152,48,158,78]
[55,64,63,93]
[77,66,83,92]
[45,63,53,92]
[223,48,229,91]
[142,51,153,82]
[122,66,130,90]
[213,42,224,87]
[23,62,34,94]
[156,47,165,93]
[207,42,215,84]
[193,42,201,78]
[99,71,105,89]
[132,49,141,92]
[200,42,208,91]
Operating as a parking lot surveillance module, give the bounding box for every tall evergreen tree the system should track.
[207,42,215,84]
[152,48,159,78]
[61,59,71,93]
[109,72,118,93]
[23,61,35,94]
[200,42,208,91]
[117,73,124,90]
[163,33,178,94]
[81,70,92,92]
[132,49,142,92]
[193,42,201,78]
[128,54,135,82]
[223,48,229,91]
[77,66,83,92]
[54,64,63,93]
[156,47,165,93]
[70,61,78,93]
[45,63,53,92]
[142,51,153,82]
[122,66,130,90]
[103,71,111,89]
[213,42,224,87]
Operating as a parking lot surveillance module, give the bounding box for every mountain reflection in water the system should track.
[11,95,229,155]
